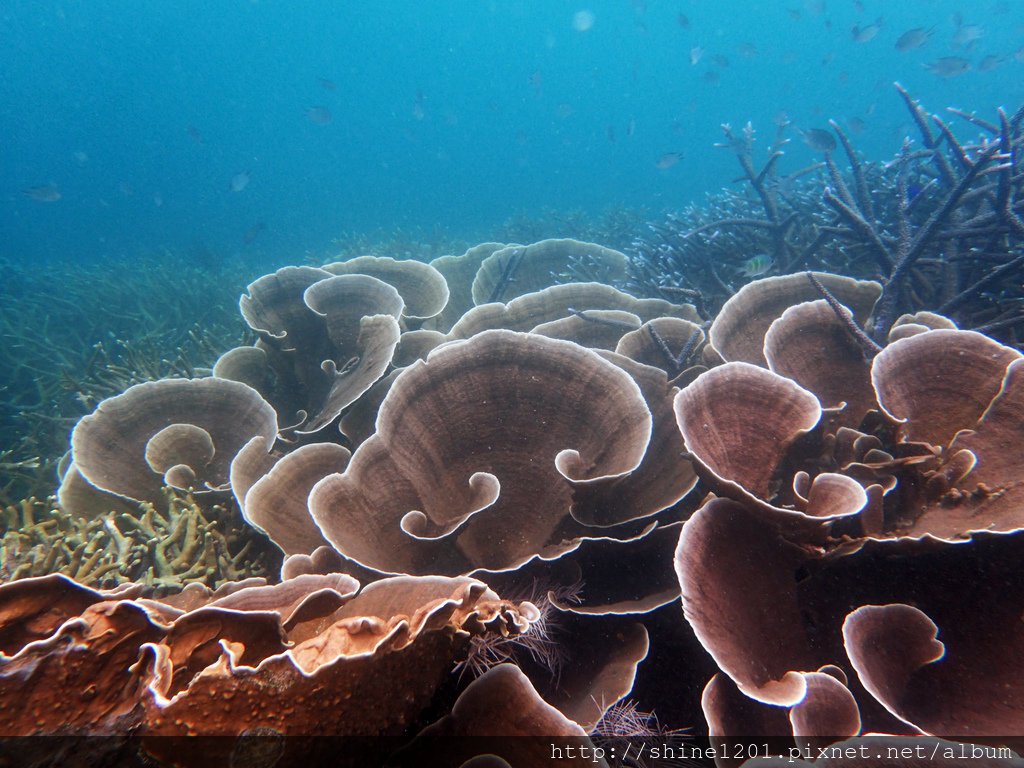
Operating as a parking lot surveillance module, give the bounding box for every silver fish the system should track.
[895,27,932,52]
[655,152,683,170]
[741,254,774,277]
[305,106,333,125]
[851,18,883,43]
[801,127,836,152]
[23,184,61,202]
[977,54,1003,72]
[925,57,971,77]
[230,171,251,192]
[952,21,984,48]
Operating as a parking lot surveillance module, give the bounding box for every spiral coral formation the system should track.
[3,227,1024,766]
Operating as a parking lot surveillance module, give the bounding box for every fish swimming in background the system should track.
[801,127,836,152]
[23,184,61,202]
[318,77,337,91]
[925,56,971,77]
[895,27,933,52]
[741,254,774,277]
[851,18,883,43]
[677,13,690,29]
[655,152,683,169]
[951,16,984,49]
[153,192,164,207]
[305,106,333,125]
[186,125,204,145]
[243,222,266,245]
[977,54,1003,72]
[689,46,705,65]
[230,171,251,192]
[529,70,542,96]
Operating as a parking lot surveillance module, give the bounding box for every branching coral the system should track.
[630,88,1024,346]
[1,488,279,589]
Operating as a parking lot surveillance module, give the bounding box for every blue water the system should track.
[2,0,1022,267]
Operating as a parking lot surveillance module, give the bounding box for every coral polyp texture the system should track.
[3,91,1024,766]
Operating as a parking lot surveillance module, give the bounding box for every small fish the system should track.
[710,54,730,68]
[186,125,204,145]
[736,42,759,58]
[412,89,426,121]
[73,150,89,165]
[655,152,683,170]
[952,18,984,48]
[243,222,266,245]
[924,56,971,77]
[230,171,251,192]
[118,180,134,197]
[677,13,690,29]
[23,184,61,202]
[318,77,336,91]
[626,117,636,137]
[741,254,774,277]
[977,54,1003,72]
[851,17,883,43]
[305,106,333,125]
[689,46,705,65]
[801,127,836,152]
[895,27,932,52]
[606,124,616,143]
[529,70,542,95]
[153,192,164,207]
[847,116,866,133]
[572,9,595,32]
[703,70,721,85]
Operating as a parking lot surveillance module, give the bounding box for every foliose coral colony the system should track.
[2,89,1024,767]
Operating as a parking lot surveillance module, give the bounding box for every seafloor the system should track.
[1,93,1023,768]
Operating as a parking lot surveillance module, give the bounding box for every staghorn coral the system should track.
[0,487,278,590]
[630,89,1024,347]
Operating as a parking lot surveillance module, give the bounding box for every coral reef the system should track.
[1,488,278,589]
[630,89,1024,348]
[3,88,1024,767]
[0,251,248,504]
